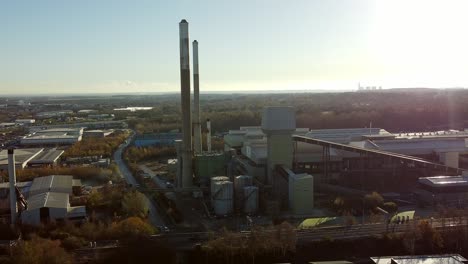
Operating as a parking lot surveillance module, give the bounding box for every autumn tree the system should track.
[11,235,72,264]
[111,217,156,238]
[122,191,148,219]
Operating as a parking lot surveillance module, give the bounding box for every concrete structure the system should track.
[194,152,225,186]
[179,19,193,188]
[261,107,296,185]
[288,173,314,215]
[234,175,252,209]
[21,128,83,146]
[207,119,212,152]
[174,140,183,188]
[192,40,202,153]
[243,186,258,214]
[8,149,17,224]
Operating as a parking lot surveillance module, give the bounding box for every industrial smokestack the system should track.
[8,149,17,224]
[207,118,212,152]
[179,19,193,187]
[192,40,202,154]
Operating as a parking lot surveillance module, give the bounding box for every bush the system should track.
[62,236,86,250]
[383,202,398,214]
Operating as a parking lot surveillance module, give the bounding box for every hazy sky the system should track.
[2,0,468,94]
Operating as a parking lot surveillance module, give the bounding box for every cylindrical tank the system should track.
[213,181,233,216]
[243,186,258,214]
[210,176,229,198]
[234,175,252,210]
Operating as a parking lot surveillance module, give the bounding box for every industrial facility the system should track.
[169,19,468,221]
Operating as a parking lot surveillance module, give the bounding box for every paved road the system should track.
[113,132,166,227]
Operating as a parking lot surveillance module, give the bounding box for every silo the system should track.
[234,175,252,210]
[210,176,229,195]
[213,181,233,216]
[243,186,258,214]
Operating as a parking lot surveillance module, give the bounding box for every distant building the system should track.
[20,127,83,146]
[83,129,114,138]
[36,110,74,119]
[15,119,35,125]
[134,132,182,147]
[87,114,114,120]
[415,176,468,207]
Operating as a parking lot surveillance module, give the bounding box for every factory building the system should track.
[134,132,182,147]
[0,148,64,169]
[20,127,83,146]
[0,148,43,170]
[22,175,84,225]
[83,129,114,138]
[0,174,85,226]
[415,175,468,207]
[22,191,86,225]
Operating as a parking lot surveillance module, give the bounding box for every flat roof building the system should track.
[21,127,83,146]
[0,148,43,170]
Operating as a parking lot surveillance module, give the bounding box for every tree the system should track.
[122,191,148,218]
[111,217,156,238]
[364,192,384,210]
[383,202,398,214]
[11,235,72,264]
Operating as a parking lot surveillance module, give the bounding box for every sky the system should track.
[1,0,468,94]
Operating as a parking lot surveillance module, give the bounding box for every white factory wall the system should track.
[289,173,314,215]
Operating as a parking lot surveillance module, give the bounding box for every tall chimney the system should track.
[8,149,17,224]
[207,119,212,152]
[192,40,202,154]
[179,19,193,188]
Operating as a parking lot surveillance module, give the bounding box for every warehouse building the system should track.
[20,127,83,146]
[83,129,114,138]
[415,175,468,207]
[22,192,86,225]
[21,175,85,225]
[0,148,64,170]
[0,148,43,170]
[27,148,64,167]
[28,175,81,197]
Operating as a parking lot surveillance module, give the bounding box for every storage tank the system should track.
[210,176,229,199]
[243,186,258,214]
[288,173,314,215]
[213,181,233,216]
[234,175,252,210]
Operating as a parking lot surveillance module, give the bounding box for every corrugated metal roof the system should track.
[29,175,73,195]
[27,192,68,210]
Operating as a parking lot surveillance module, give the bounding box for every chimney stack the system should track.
[8,149,17,224]
[207,119,212,152]
[179,19,193,187]
[192,40,202,153]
